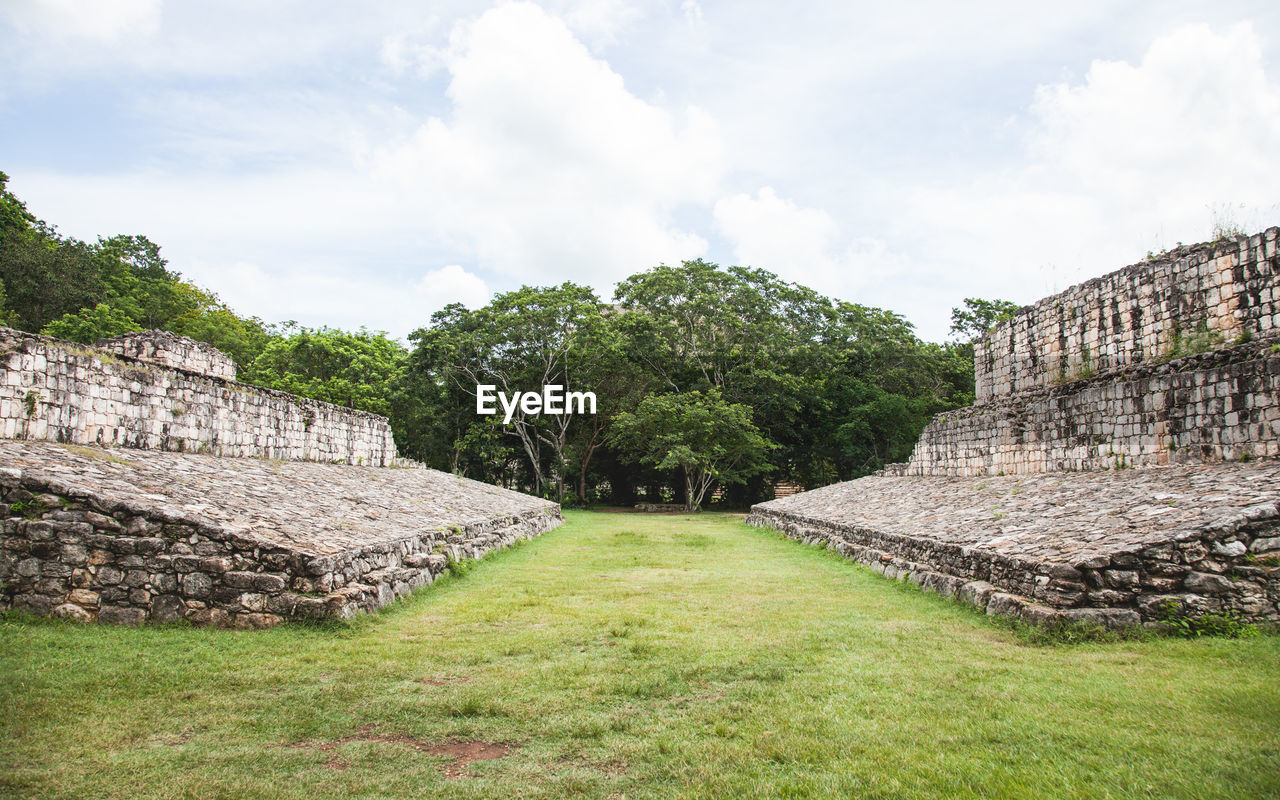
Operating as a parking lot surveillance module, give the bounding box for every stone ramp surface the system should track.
[748,465,1280,627]
[0,440,563,626]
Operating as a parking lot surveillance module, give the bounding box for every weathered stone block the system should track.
[1211,540,1247,557]
[1252,536,1280,554]
[1183,571,1234,595]
[68,588,99,606]
[958,580,996,610]
[985,592,1025,619]
[1060,608,1141,628]
[251,573,286,593]
[1105,570,1139,588]
[179,572,212,599]
[149,594,185,623]
[98,605,146,626]
[1019,604,1062,626]
[51,602,92,622]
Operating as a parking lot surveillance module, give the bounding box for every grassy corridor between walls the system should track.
[2,511,1278,800]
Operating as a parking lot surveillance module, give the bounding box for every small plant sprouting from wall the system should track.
[1050,346,1096,386]
[1157,321,1223,363]
[445,553,472,578]
[9,498,48,520]
[23,390,39,418]
[1209,201,1250,242]
[1154,598,1257,639]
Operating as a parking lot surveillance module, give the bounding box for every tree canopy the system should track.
[0,173,986,507]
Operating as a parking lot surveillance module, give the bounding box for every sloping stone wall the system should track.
[0,440,563,626]
[0,328,396,466]
[754,227,1280,628]
[975,227,1279,402]
[748,465,1280,627]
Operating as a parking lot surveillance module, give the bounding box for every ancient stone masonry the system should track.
[0,440,562,627]
[98,330,239,381]
[750,228,1280,627]
[905,338,1280,477]
[0,328,396,466]
[975,228,1279,402]
[749,466,1280,628]
[0,329,565,626]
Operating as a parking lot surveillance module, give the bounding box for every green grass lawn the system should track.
[3,510,1278,800]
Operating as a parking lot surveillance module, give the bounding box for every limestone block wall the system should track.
[905,338,1280,476]
[975,228,1279,403]
[0,328,396,466]
[98,330,238,380]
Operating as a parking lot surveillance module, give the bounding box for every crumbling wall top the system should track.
[97,330,238,381]
[974,227,1279,403]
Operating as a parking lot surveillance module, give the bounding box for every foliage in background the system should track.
[406,284,623,500]
[611,390,774,510]
[1,172,981,505]
[949,297,1020,343]
[245,325,406,417]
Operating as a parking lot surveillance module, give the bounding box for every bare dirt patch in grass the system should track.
[297,724,516,778]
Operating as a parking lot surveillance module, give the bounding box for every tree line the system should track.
[0,170,1015,508]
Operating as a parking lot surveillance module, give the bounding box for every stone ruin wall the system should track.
[754,228,1280,628]
[752,500,1280,629]
[98,330,239,381]
[900,228,1280,477]
[1,462,561,628]
[903,338,1280,476]
[975,228,1279,401]
[0,328,397,466]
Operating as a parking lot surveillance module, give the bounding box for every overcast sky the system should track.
[3,1,1278,342]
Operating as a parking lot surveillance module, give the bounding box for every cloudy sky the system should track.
[2,1,1278,342]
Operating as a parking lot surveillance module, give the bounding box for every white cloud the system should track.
[896,22,1280,333]
[4,0,160,42]
[713,186,919,318]
[561,0,644,49]
[371,1,722,287]
[192,260,490,341]
[7,6,1280,347]
[714,187,842,290]
[680,0,703,28]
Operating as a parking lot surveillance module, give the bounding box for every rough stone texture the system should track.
[97,330,238,381]
[748,464,1280,625]
[904,337,1280,476]
[0,439,562,626]
[975,228,1278,402]
[753,229,1280,627]
[0,328,396,466]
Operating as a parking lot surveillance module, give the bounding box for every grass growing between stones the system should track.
[2,510,1278,800]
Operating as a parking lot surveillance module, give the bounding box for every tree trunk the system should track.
[683,468,697,512]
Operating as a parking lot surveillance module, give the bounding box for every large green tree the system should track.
[611,390,774,511]
[246,325,407,417]
[408,284,614,499]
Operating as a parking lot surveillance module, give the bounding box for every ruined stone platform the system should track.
[748,464,1280,627]
[0,440,563,627]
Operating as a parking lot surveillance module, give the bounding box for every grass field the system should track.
[2,510,1278,800]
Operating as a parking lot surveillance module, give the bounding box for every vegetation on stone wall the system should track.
[0,171,980,505]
